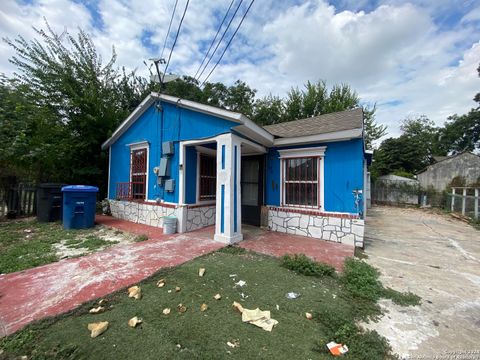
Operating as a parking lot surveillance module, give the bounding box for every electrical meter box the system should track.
[165,179,175,192]
[162,141,174,156]
[158,157,170,177]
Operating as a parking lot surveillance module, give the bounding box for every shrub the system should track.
[134,234,149,242]
[218,245,246,255]
[341,258,383,301]
[382,287,421,306]
[281,254,335,277]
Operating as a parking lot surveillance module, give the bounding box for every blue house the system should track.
[102,93,367,247]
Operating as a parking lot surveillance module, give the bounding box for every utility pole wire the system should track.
[160,0,179,60]
[193,0,236,80]
[201,0,255,86]
[162,0,190,84]
[195,0,244,82]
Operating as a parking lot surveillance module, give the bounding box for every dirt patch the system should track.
[53,225,138,259]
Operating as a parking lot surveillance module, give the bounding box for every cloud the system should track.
[0,0,479,139]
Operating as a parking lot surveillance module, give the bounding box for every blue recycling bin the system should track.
[62,185,99,229]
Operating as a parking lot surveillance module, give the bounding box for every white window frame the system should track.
[128,141,149,201]
[278,146,326,209]
[196,146,217,205]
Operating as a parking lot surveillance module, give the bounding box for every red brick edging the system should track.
[267,206,359,219]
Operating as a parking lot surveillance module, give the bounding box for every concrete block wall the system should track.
[267,206,364,248]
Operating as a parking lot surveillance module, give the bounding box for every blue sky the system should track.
[1,0,479,140]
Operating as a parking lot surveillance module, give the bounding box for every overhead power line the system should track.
[201,0,255,86]
[193,0,236,80]
[160,0,179,60]
[162,0,190,84]
[195,0,244,82]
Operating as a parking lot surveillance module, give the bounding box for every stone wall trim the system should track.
[267,206,359,219]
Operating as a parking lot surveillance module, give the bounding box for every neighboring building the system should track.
[373,174,420,205]
[417,152,480,191]
[102,93,368,248]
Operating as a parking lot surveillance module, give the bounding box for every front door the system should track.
[241,156,264,226]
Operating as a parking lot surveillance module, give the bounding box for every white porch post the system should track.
[214,133,242,244]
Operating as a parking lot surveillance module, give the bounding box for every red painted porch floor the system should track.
[0,216,353,337]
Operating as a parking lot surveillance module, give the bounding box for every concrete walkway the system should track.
[0,217,223,337]
[0,216,353,337]
[362,206,480,358]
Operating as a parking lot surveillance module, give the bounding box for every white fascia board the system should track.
[102,94,156,150]
[273,128,363,146]
[278,146,327,158]
[157,93,243,123]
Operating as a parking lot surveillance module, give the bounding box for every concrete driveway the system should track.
[363,206,480,359]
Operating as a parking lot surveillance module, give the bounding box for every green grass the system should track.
[133,234,149,243]
[0,219,119,274]
[0,251,412,360]
[281,254,335,277]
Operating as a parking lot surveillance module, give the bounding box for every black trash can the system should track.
[37,183,66,222]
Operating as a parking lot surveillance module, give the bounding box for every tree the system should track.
[363,105,387,149]
[224,80,256,118]
[253,95,284,125]
[370,115,436,178]
[3,23,150,192]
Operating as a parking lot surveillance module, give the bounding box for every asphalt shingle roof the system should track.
[262,108,363,138]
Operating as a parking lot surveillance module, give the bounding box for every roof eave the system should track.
[273,128,363,146]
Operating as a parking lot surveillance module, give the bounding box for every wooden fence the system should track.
[0,183,37,218]
[448,187,479,219]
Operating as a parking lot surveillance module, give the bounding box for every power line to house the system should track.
[200,0,255,86]
[195,0,244,82]
[160,0,179,60]
[193,0,236,80]
[162,0,190,84]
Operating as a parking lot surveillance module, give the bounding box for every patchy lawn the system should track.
[0,218,140,274]
[1,249,419,359]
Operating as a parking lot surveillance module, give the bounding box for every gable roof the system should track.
[417,151,480,175]
[262,108,363,138]
[101,93,274,149]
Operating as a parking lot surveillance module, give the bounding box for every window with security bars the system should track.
[199,154,216,201]
[130,148,147,199]
[283,157,319,207]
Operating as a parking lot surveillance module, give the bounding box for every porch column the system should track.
[214,133,242,244]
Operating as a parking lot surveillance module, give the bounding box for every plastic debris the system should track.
[240,292,248,299]
[23,229,32,234]
[286,292,300,299]
[128,286,142,300]
[234,280,247,287]
[177,304,187,313]
[98,299,107,305]
[128,316,142,328]
[87,321,109,338]
[276,305,280,311]
[227,340,240,348]
[200,303,208,312]
[89,306,105,314]
[305,312,313,320]
[198,268,206,277]
[175,286,181,292]
[156,279,166,287]
[214,293,222,300]
[241,308,278,332]
[229,274,237,277]
[162,308,171,315]
[232,302,278,332]
[327,341,349,356]
[168,289,172,293]
[232,301,244,313]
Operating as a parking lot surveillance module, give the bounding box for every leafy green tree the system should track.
[434,110,480,154]
[363,105,387,149]
[3,23,150,192]
[224,80,256,118]
[253,95,284,125]
[370,115,436,177]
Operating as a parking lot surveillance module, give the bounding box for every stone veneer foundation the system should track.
[109,200,215,232]
[267,206,364,248]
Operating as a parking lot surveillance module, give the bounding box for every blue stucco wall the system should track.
[265,139,364,214]
[108,101,238,202]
